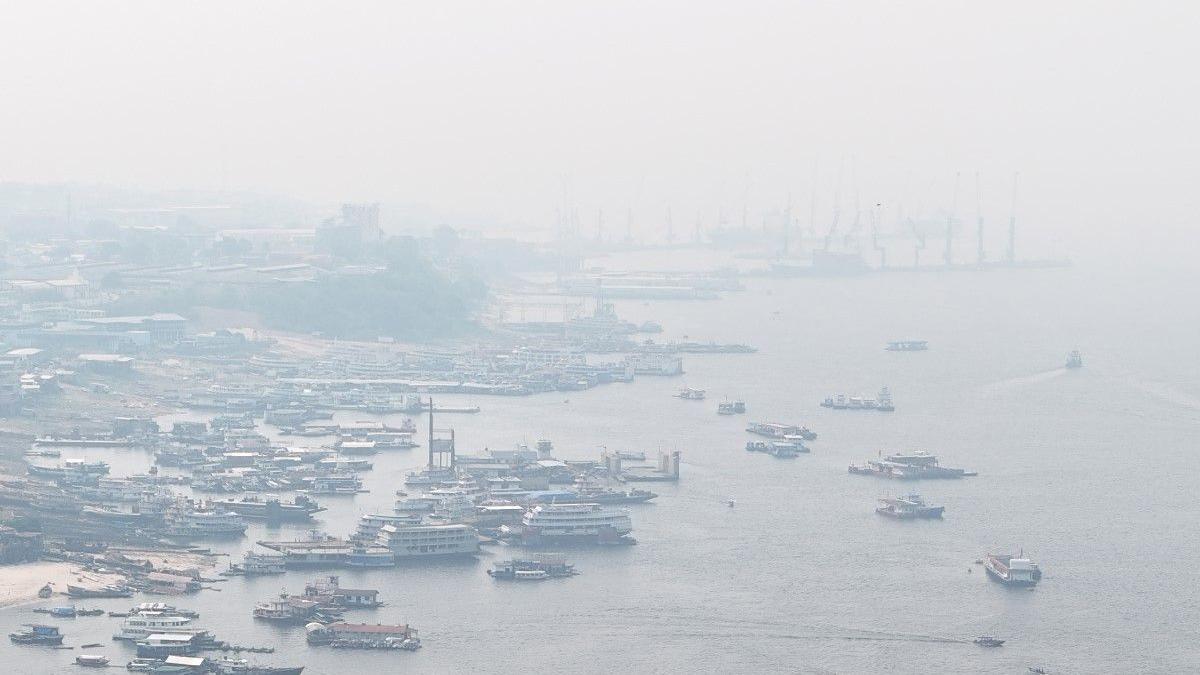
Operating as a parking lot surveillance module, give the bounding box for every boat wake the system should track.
[983,368,1066,393]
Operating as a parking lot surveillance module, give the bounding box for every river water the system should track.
[3,251,1198,674]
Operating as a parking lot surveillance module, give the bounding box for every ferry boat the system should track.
[886,340,928,351]
[375,523,479,559]
[1065,350,1083,369]
[717,402,736,415]
[113,612,198,640]
[746,421,817,441]
[984,553,1042,587]
[509,503,633,545]
[488,556,578,580]
[875,494,944,519]
[674,387,706,400]
[9,624,64,645]
[165,510,248,539]
[210,495,324,522]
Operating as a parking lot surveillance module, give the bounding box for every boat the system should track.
[488,556,578,580]
[37,583,53,598]
[126,603,199,618]
[674,387,706,400]
[211,657,305,675]
[125,658,162,671]
[732,400,746,413]
[232,551,288,576]
[209,495,324,522]
[305,622,419,650]
[1066,350,1083,369]
[875,494,944,519]
[717,402,736,415]
[253,594,320,624]
[77,608,105,616]
[75,655,110,668]
[9,624,64,645]
[848,451,974,479]
[134,633,209,658]
[113,612,199,641]
[68,583,133,598]
[745,422,817,440]
[984,553,1042,587]
[165,510,248,539]
[885,340,928,351]
[820,387,894,411]
[506,503,634,545]
[746,439,807,457]
[375,523,479,559]
[974,635,1005,647]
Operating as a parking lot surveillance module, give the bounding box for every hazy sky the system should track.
[2,1,1198,249]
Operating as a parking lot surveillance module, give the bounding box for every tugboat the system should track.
[9,624,64,645]
[974,635,1005,647]
[1065,350,1083,369]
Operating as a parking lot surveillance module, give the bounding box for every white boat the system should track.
[113,612,198,640]
[239,551,287,575]
[165,510,247,538]
[375,523,479,559]
[509,503,633,545]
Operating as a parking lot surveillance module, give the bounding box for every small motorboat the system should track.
[726,499,736,508]
[75,655,110,668]
[974,635,1005,647]
[37,583,53,599]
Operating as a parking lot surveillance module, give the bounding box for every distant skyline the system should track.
[2,1,1198,258]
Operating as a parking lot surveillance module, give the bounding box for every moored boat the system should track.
[984,552,1041,587]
